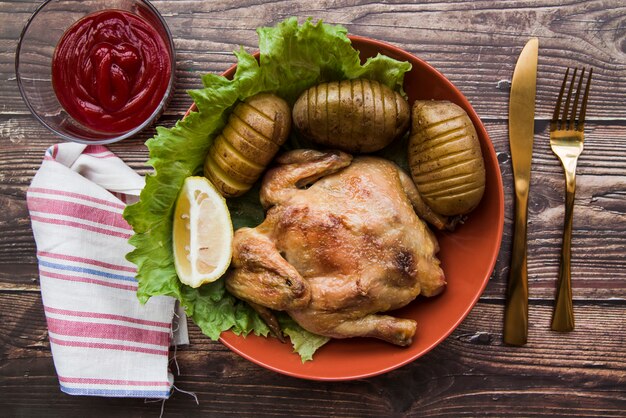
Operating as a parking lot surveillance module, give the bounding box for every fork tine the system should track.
[552,67,570,131]
[569,68,585,130]
[561,68,577,128]
[577,67,593,131]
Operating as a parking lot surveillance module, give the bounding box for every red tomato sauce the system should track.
[52,9,172,134]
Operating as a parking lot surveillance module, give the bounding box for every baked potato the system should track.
[292,79,410,153]
[408,100,485,216]
[204,93,291,197]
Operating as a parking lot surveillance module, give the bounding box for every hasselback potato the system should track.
[408,100,485,216]
[292,79,410,153]
[204,93,290,197]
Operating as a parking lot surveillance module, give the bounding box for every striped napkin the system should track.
[27,143,188,398]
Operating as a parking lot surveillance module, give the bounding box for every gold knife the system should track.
[504,38,538,346]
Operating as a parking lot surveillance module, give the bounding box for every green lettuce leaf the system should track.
[124,17,411,359]
[277,314,331,363]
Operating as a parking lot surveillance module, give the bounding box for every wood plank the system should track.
[1,292,624,416]
[1,118,624,299]
[487,120,626,300]
[1,0,625,415]
[2,1,625,119]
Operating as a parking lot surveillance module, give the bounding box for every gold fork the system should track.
[550,67,593,332]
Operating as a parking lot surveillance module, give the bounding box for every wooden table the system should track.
[2,0,625,416]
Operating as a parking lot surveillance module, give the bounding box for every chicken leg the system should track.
[289,309,417,346]
[226,227,310,311]
[330,314,416,346]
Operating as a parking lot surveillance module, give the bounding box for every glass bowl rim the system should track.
[14,0,176,145]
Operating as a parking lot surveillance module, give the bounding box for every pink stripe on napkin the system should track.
[29,215,133,239]
[46,317,170,346]
[44,307,171,328]
[58,376,172,387]
[29,187,127,210]
[28,196,132,231]
[27,143,187,399]
[48,336,170,357]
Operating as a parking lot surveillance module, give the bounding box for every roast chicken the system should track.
[225,150,446,346]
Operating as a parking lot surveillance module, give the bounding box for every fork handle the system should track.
[551,170,576,331]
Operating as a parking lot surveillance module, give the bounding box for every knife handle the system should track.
[504,189,529,345]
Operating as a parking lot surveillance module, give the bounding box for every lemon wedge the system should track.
[172,176,233,288]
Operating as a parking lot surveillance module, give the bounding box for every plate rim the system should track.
[194,34,505,381]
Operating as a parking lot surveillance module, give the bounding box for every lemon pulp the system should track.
[173,176,233,288]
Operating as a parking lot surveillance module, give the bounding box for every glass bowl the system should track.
[15,0,175,144]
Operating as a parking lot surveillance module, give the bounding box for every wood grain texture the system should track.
[1,0,625,415]
[2,119,623,299]
[2,293,625,417]
[2,1,625,119]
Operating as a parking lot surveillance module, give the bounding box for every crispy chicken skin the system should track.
[226,150,446,346]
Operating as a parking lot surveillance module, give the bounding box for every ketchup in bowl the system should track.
[52,9,172,134]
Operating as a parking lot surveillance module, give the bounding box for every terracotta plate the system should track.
[205,35,504,380]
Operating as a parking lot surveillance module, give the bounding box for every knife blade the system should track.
[504,37,538,346]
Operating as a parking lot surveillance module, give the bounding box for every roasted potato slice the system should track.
[209,135,265,184]
[204,93,291,197]
[408,100,485,216]
[292,79,410,153]
[204,154,250,198]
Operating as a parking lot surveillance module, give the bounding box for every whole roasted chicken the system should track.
[226,150,446,346]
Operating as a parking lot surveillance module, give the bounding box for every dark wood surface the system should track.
[1,0,625,416]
